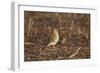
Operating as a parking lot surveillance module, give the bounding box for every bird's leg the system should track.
[52,45,55,49]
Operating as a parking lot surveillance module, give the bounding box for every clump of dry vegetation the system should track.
[24,11,90,61]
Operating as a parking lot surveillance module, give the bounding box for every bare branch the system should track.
[68,47,81,58]
[25,42,34,45]
[27,17,32,37]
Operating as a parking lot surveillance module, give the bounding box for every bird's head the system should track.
[53,28,58,33]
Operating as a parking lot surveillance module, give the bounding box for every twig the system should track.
[55,13,61,25]
[25,42,34,45]
[70,20,74,31]
[27,17,32,36]
[68,47,81,58]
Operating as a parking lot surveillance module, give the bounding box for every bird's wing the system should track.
[50,31,55,42]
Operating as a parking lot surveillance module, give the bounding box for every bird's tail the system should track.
[47,42,52,47]
[39,42,52,52]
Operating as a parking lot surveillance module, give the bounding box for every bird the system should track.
[47,28,59,47]
[39,28,59,56]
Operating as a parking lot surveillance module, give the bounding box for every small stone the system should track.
[28,57,30,60]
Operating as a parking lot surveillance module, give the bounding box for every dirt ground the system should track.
[24,11,90,61]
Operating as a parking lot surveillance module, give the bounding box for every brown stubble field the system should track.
[24,11,90,61]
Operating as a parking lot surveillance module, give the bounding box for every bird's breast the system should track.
[54,32,59,42]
